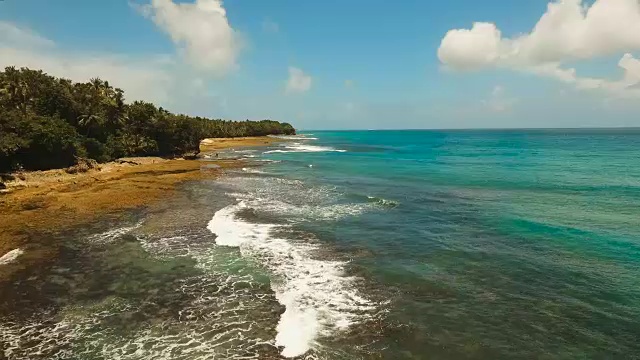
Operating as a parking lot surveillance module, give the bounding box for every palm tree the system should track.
[78,113,104,137]
[0,66,30,115]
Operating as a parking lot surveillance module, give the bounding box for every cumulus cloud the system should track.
[286,67,312,93]
[0,21,174,104]
[438,22,504,71]
[142,0,240,75]
[438,0,640,97]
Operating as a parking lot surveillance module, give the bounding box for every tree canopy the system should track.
[0,67,295,172]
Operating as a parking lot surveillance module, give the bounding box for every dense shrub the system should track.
[15,115,83,170]
[82,137,110,163]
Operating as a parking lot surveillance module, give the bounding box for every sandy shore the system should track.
[0,136,280,280]
[199,136,281,152]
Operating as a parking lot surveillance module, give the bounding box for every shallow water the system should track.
[2,129,640,359]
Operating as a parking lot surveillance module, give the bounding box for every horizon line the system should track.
[297,126,640,132]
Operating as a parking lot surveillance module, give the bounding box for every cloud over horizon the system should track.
[286,66,312,93]
[0,18,236,118]
[0,21,174,105]
[438,0,640,98]
[0,3,297,124]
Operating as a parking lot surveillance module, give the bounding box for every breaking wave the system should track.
[207,201,376,358]
[1,219,282,359]
[265,143,346,154]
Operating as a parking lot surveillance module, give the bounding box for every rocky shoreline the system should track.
[0,136,282,283]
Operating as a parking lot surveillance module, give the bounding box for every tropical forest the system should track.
[0,67,296,172]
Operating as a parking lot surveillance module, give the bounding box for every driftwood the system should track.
[115,159,140,165]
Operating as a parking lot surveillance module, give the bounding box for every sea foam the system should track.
[87,221,144,244]
[1,220,281,359]
[264,143,346,154]
[207,201,375,358]
[268,135,319,140]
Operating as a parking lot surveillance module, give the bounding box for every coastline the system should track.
[0,136,282,281]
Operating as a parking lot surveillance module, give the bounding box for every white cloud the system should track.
[286,66,312,93]
[0,22,55,49]
[142,0,240,75]
[0,21,174,104]
[438,0,640,97]
[438,22,504,71]
[0,20,239,116]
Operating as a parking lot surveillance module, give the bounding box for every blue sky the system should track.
[1,0,639,129]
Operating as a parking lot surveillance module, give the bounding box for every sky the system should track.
[1,0,640,130]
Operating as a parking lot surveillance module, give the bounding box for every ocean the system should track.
[3,129,640,359]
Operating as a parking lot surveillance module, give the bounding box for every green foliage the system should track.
[0,109,31,171]
[16,115,84,170]
[82,137,110,163]
[0,66,296,172]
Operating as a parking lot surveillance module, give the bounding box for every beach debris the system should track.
[116,159,141,165]
[0,248,24,265]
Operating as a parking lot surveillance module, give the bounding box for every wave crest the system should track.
[207,201,376,358]
[265,143,346,154]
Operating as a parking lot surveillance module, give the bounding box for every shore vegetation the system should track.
[0,66,295,172]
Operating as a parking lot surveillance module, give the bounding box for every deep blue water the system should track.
[254,129,640,358]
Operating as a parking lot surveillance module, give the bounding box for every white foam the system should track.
[241,167,266,174]
[87,221,144,244]
[1,230,282,359]
[258,198,374,222]
[0,248,23,265]
[216,176,381,222]
[207,201,375,358]
[268,135,319,140]
[0,291,277,359]
[207,202,275,247]
[264,144,346,154]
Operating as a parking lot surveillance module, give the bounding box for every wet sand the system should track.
[0,136,280,282]
[199,136,281,152]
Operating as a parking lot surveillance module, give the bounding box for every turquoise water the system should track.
[255,129,640,358]
[3,129,640,359]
